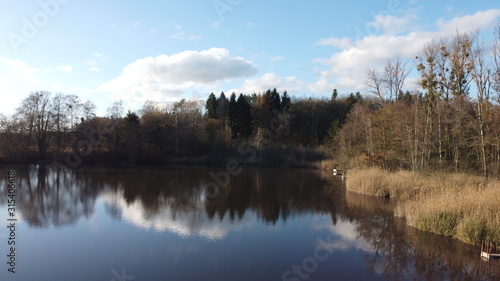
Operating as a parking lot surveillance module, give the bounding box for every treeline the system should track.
[0,89,358,166]
[3,28,499,173]
[335,28,500,177]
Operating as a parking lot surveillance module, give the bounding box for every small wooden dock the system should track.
[481,240,500,259]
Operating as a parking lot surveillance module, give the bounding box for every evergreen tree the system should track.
[270,88,281,111]
[124,110,140,124]
[228,92,238,138]
[331,89,338,101]
[205,92,218,119]
[217,92,228,123]
[237,94,253,139]
[282,91,291,110]
[324,118,341,151]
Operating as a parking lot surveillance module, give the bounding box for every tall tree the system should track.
[228,93,238,139]
[16,91,53,159]
[469,32,492,177]
[217,92,229,123]
[124,111,141,162]
[493,23,500,99]
[282,91,291,110]
[82,100,97,122]
[383,56,411,102]
[331,89,338,101]
[51,93,70,153]
[236,94,253,139]
[65,94,81,131]
[205,92,218,119]
[269,88,282,111]
[366,68,385,102]
[106,100,125,154]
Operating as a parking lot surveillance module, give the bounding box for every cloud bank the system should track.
[100,48,257,105]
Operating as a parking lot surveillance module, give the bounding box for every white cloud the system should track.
[0,58,53,115]
[57,65,73,72]
[313,9,500,93]
[366,13,418,35]
[166,23,182,30]
[435,9,500,35]
[166,23,200,40]
[87,52,106,71]
[269,56,284,62]
[54,83,64,88]
[246,22,254,28]
[312,219,375,255]
[316,37,354,49]
[99,48,257,106]
[100,190,255,240]
[309,78,336,93]
[235,73,309,94]
[170,31,201,41]
[0,57,39,84]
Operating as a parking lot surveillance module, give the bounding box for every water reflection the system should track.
[0,165,498,280]
[343,190,500,280]
[0,165,98,227]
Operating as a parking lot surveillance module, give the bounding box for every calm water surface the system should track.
[0,165,498,281]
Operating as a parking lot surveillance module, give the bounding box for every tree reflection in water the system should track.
[343,190,500,280]
[0,165,498,280]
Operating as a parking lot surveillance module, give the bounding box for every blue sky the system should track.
[0,0,499,116]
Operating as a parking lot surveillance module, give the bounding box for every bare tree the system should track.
[106,100,125,153]
[82,100,97,122]
[469,32,492,177]
[383,56,411,102]
[107,100,124,120]
[493,22,500,100]
[16,91,53,159]
[366,68,385,102]
[65,94,81,131]
[492,22,500,176]
[51,93,70,153]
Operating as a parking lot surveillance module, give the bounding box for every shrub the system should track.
[416,212,458,237]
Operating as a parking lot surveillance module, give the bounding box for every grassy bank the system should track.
[346,168,500,245]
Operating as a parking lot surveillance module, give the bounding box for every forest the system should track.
[0,88,358,167]
[1,27,500,177]
[336,28,500,177]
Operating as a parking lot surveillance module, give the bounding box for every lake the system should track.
[0,165,498,281]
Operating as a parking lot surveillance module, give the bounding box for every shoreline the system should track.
[346,167,500,246]
[3,160,497,246]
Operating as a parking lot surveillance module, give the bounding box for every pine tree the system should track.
[270,88,281,111]
[228,93,238,138]
[324,119,341,150]
[282,91,291,110]
[206,92,218,119]
[217,92,228,123]
[237,94,253,139]
[331,89,338,101]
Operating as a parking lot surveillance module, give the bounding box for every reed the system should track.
[346,168,500,245]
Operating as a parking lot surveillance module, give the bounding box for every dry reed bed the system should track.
[346,168,500,245]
